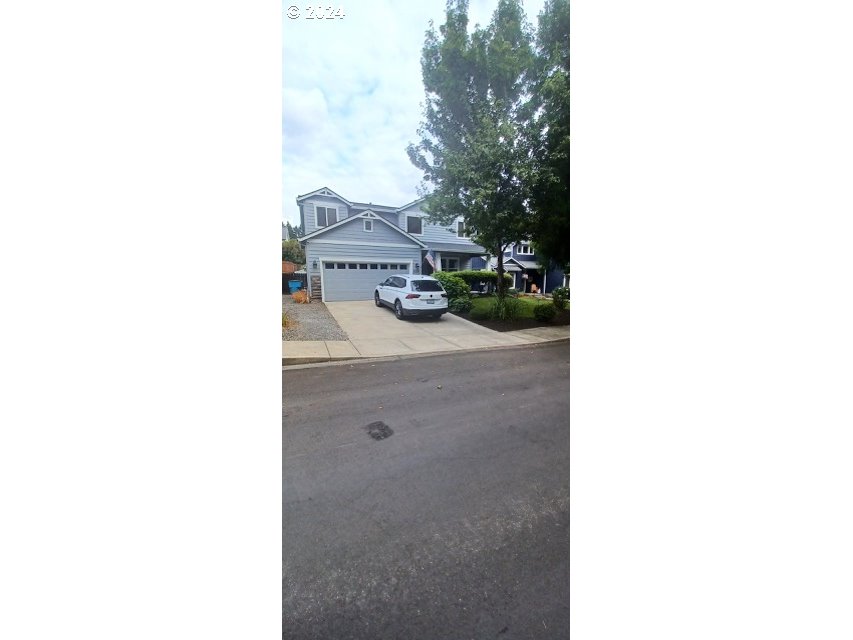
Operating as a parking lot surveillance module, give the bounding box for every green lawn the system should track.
[469,294,552,319]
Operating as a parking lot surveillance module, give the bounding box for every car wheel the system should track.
[394,300,404,320]
[374,292,382,307]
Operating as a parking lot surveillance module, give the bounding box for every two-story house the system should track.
[295,187,489,302]
[488,242,567,294]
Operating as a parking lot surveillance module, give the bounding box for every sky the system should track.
[281,0,547,227]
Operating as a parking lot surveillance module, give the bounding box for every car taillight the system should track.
[441,293,448,298]
[405,293,420,299]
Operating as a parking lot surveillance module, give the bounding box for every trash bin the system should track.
[288,280,302,294]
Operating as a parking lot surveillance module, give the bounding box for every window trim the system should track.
[441,257,460,272]
[456,220,468,238]
[406,215,423,236]
[315,205,338,228]
[363,219,373,232]
[517,242,533,255]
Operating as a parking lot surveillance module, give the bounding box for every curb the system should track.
[282,336,569,368]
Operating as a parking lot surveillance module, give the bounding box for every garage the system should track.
[321,260,412,302]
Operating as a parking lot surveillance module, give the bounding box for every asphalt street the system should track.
[283,341,570,639]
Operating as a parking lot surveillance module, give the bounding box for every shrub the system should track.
[506,288,519,298]
[449,296,473,314]
[552,286,570,311]
[431,272,468,300]
[282,312,290,328]
[292,290,309,304]
[453,270,513,291]
[491,295,521,321]
[534,303,558,322]
[282,239,305,263]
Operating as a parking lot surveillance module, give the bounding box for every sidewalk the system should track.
[282,324,569,366]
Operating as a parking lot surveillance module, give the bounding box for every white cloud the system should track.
[281,0,547,225]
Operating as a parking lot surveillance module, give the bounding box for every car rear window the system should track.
[411,280,444,292]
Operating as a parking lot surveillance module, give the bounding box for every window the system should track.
[336,263,346,269]
[324,263,334,269]
[316,205,338,227]
[406,216,423,235]
[457,220,468,238]
[441,257,459,272]
[517,242,533,255]
[358,264,368,269]
[412,280,444,292]
[369,264,378,269]
[380,264,388,269]
[348,263,357,269]
[363,220,373,232]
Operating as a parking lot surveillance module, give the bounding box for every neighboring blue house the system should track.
[296,187,489,302]
[488,242,566,294]
[295,186,565,301]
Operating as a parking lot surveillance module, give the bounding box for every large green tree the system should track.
[528,0,569,270]
[284,221,303,239]
[408,0,536,295]
[282,239,305,264]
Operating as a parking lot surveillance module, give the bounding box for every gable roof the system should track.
[299,210,428,248]
[395,197,426,212]
[490,256,537,271]
[506,257,539,270]
[350,201,398,212]
[295,187,352,206]
[428,241,488,255]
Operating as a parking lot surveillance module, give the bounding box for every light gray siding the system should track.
[310,215,415,245]
[398,203,471,247]
[350,206,399,227]
[302,197,350,235]
[375,211,398,226]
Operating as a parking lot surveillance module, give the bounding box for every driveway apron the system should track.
[324,301,535,358]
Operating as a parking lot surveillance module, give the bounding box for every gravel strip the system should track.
[282,295,349,341]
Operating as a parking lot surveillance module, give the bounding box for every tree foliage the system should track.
[282,239,305,264]
[408,0,536,295]
[528,0,569,270]
[284,221,303,239]
[409,0,569,289]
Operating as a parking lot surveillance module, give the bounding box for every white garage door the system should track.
[322,260,412,302]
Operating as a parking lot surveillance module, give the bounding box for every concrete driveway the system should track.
[325,300,538,357]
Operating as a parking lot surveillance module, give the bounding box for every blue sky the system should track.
[282,0,547,226]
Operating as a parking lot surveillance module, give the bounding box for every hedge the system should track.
[452,270,513,288]
[431,272,469,300]
[533,303,557,322]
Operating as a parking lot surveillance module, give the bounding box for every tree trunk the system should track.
[496,245,506,298]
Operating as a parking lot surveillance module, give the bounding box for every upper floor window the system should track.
[363,219,373,232]
[316,205,338,227]
[457,220,468,238]
[517,242,533,255]
[406,215,423,235]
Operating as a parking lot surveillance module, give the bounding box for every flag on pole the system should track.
[425,250,436,270]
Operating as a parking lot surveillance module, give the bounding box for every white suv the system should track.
[374,274,449,320]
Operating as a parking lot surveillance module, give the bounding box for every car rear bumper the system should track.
[403,307,448,316]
